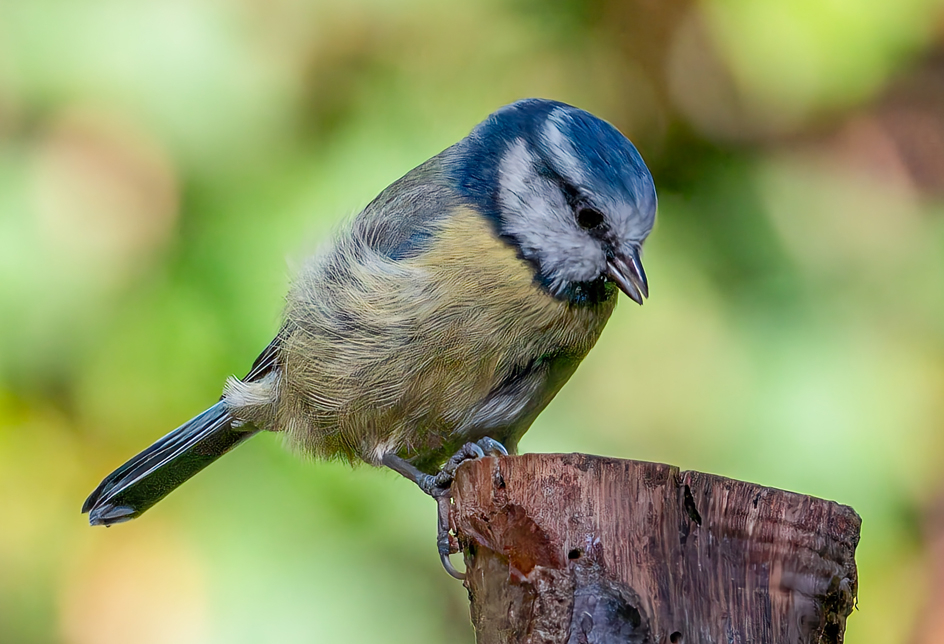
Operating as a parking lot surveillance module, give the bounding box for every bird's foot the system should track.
[382,437,508,580]
[382,436,508,579]
[420,438,508,497]
[431,438,508,580]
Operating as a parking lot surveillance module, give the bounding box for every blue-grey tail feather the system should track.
[82,401,260,526]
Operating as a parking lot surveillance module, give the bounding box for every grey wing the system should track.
[243,333,283,381]
[407,350,584,473]
[350,155,459,261]
[276,155,473,462]
[464,350,583,440]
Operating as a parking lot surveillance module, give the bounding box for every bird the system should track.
[82,98,656,577]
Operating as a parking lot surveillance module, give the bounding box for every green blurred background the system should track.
[2,0,944,642]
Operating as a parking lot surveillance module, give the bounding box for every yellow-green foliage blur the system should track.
[2,1,944,642]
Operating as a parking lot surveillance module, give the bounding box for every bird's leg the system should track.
[382,438,508,497]
[382,437,509,579]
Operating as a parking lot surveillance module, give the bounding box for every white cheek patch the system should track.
[497,139,605,295]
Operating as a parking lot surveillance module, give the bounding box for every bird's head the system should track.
[451,99,656,305]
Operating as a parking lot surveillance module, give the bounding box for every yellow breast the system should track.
[276,206,617,465]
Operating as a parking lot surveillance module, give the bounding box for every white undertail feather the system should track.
[224,371,280,408]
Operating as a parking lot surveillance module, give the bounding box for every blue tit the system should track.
[83,98,656,573]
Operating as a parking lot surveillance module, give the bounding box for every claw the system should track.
[441,553,466,580]
[430,441,490,495]
[436,494,466,579]
[430,438,507,578]
[475,437,508,457]
[383,438,508,580]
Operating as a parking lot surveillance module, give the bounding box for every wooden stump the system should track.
[451,453,860,644]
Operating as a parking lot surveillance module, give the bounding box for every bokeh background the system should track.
[2,0,944,642]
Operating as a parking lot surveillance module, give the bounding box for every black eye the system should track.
[576,206,604,230]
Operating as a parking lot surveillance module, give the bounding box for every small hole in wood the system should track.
[568,549,581,560]
[670,632,683,643]
[682,485,702,525]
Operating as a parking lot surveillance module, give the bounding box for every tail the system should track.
[82,401,260,526]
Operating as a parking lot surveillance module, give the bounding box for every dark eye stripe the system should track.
[538,162,608,232]
[559,180,582,208]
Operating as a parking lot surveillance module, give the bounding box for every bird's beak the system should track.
[606,246,648,305]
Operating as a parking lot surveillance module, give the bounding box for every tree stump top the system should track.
[452,453,860,644]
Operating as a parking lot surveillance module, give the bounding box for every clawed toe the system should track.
[436,494,465,579]
[441,553,465,580]
[475,437,508,457]
[448,442,486,471]
[428,439,502,496]
[381,437,509,580]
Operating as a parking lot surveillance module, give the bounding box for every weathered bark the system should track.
[451,453,860,644]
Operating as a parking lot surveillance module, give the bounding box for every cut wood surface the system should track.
[451,453,860,644]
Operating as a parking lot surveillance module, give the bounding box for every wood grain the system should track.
[451,453,860,644]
